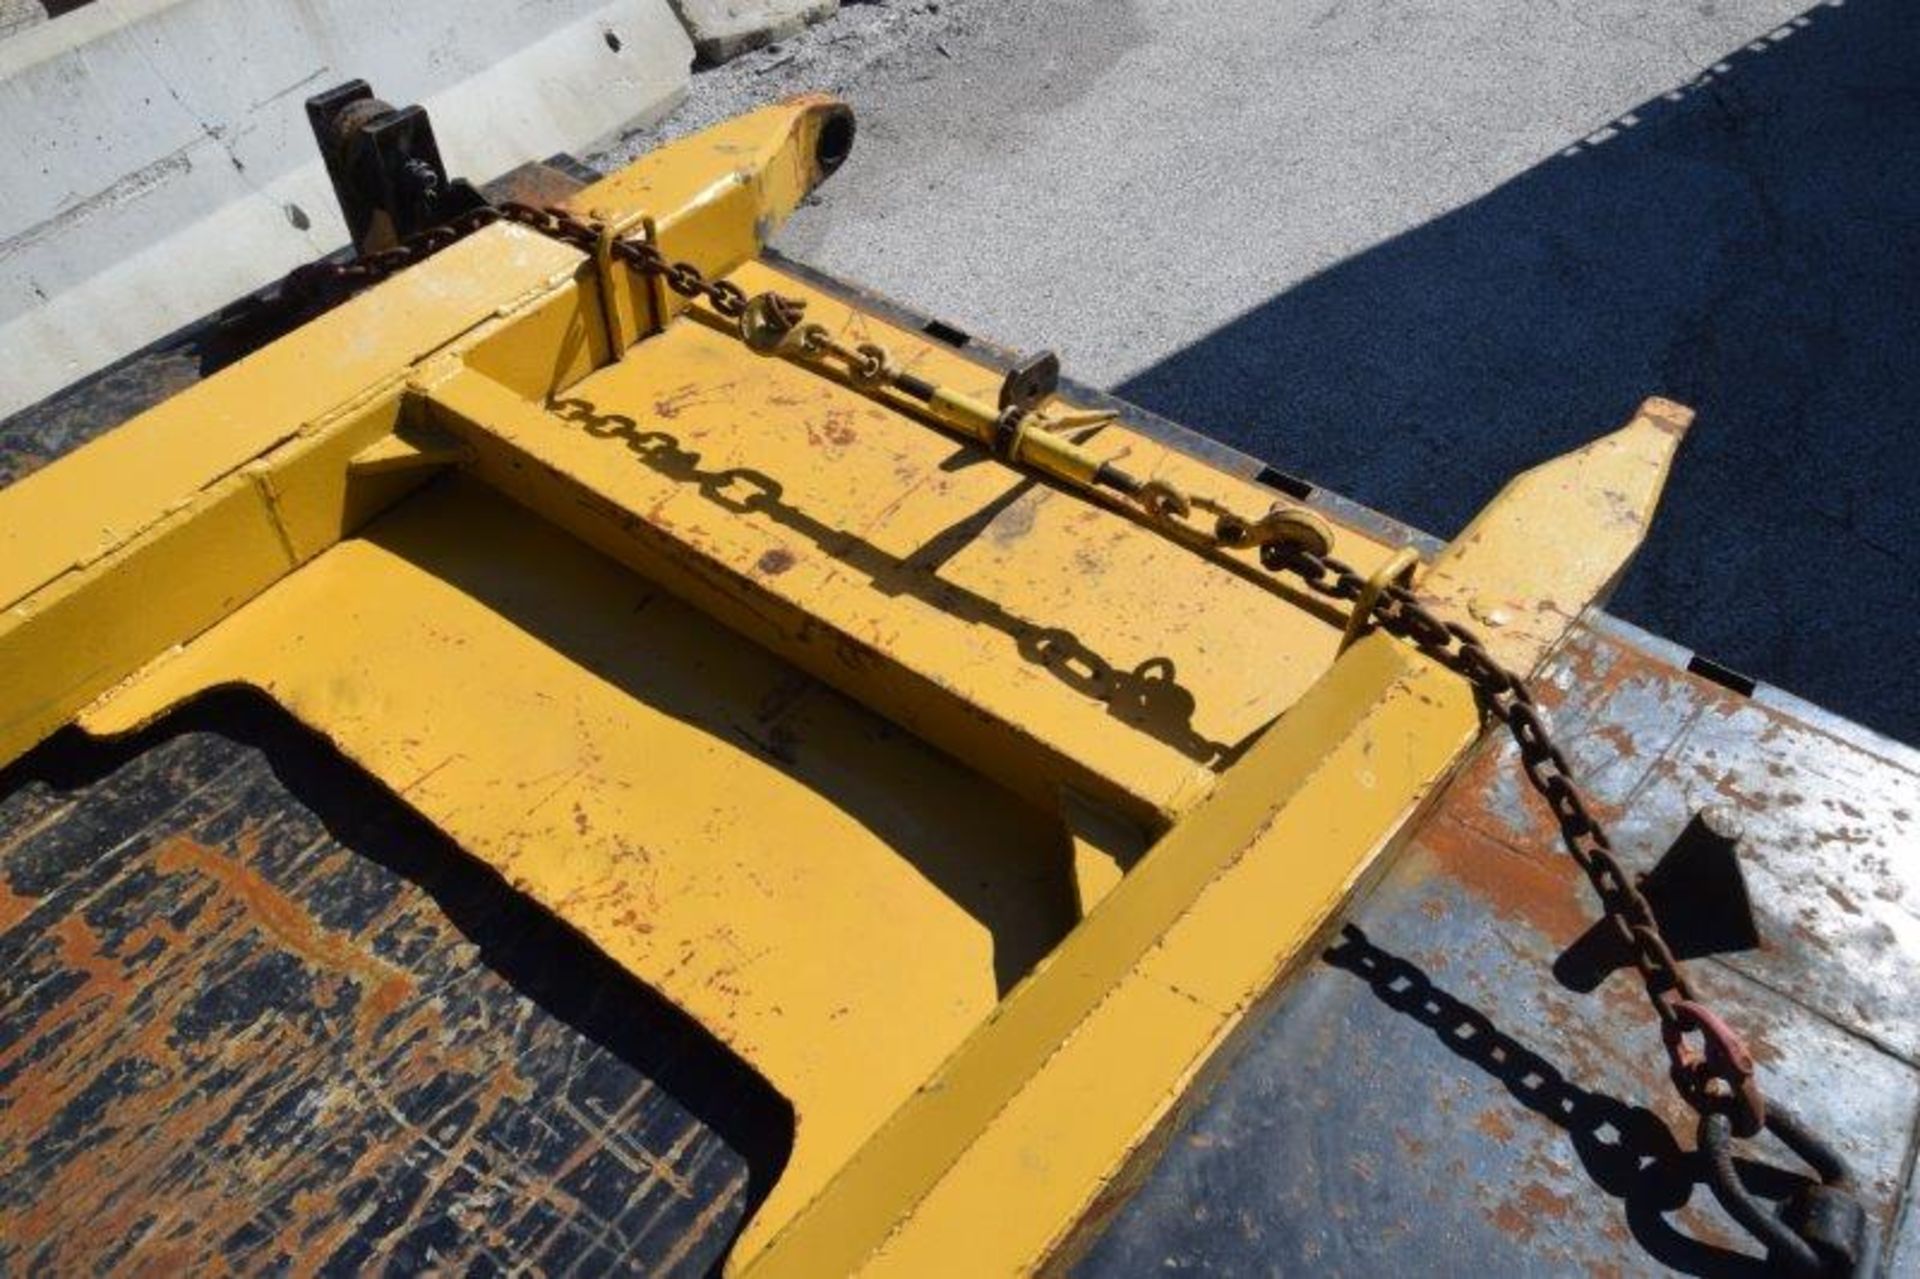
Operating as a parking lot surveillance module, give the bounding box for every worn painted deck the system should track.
[0,695,786,1274]
[1078,617,1920,1278]
[4,614,1913,1275]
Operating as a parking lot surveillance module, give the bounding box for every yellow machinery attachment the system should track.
[0,96,1691,1274]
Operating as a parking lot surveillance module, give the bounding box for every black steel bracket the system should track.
[1553,807,1761,992]
[306,80,489,255]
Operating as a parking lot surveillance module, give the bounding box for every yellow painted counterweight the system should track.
[0,95,1690,1276]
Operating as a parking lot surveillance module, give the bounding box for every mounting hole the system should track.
[922,318,970,347]
[1687,653,1757,698]
[604,29,622,51]
[816,110,855,173]
[283,202,310,231]
[1254,465,1314,500]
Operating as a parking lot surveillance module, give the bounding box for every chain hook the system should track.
[738,291,809,356]
[1136,478,1191,522]
[1244,504,1335,557]
[1701,1103,1874,1277]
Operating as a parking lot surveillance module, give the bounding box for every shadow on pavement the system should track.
[1118,0,1919,744]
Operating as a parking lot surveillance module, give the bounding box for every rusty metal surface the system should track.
[1494,616,1920,1067]
[0,695,783,1274]
[1077,618,1920,1277]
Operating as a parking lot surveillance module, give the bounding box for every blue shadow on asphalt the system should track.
[1117,0,1918,745]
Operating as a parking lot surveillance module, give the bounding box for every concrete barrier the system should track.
[670,0,834,65]
[0,0,46,41]
[0,0,693,420]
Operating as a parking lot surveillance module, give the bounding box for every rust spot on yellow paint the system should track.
[804,411,859,450]
[655,384,708,419]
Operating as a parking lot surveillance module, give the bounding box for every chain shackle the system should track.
[1702,1103,1873,1277]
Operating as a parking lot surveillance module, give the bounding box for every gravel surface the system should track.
[595,0,1919,744]
[601,1,975,150]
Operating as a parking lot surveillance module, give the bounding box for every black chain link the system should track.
[281,207,503,308]
[276,201,801,327]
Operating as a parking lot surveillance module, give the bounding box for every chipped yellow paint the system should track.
[81,478,1079,1262]
[420,327,1395,827]
[4,94,1691,1279]
[739,636,1478,1278]
[1420,397,1691,674]
[0,98,844,770]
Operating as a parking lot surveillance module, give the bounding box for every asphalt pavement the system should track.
[603,0,1920,745]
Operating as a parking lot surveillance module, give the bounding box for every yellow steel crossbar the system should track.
[0,95,1689,1274]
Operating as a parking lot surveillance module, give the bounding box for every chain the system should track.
[296,206,1766,1134]
[1256,539,1767,1136]
[274,205,1327,559]
[297,203,1766,1131]
[283,202,1867,1265]
[282,207,501,306]
[279,201,781,325]
[485,202,778,322]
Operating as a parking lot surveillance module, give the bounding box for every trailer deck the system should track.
[2,113,1914,1277]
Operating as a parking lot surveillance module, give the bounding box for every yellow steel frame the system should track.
[0,96,1689,1273]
